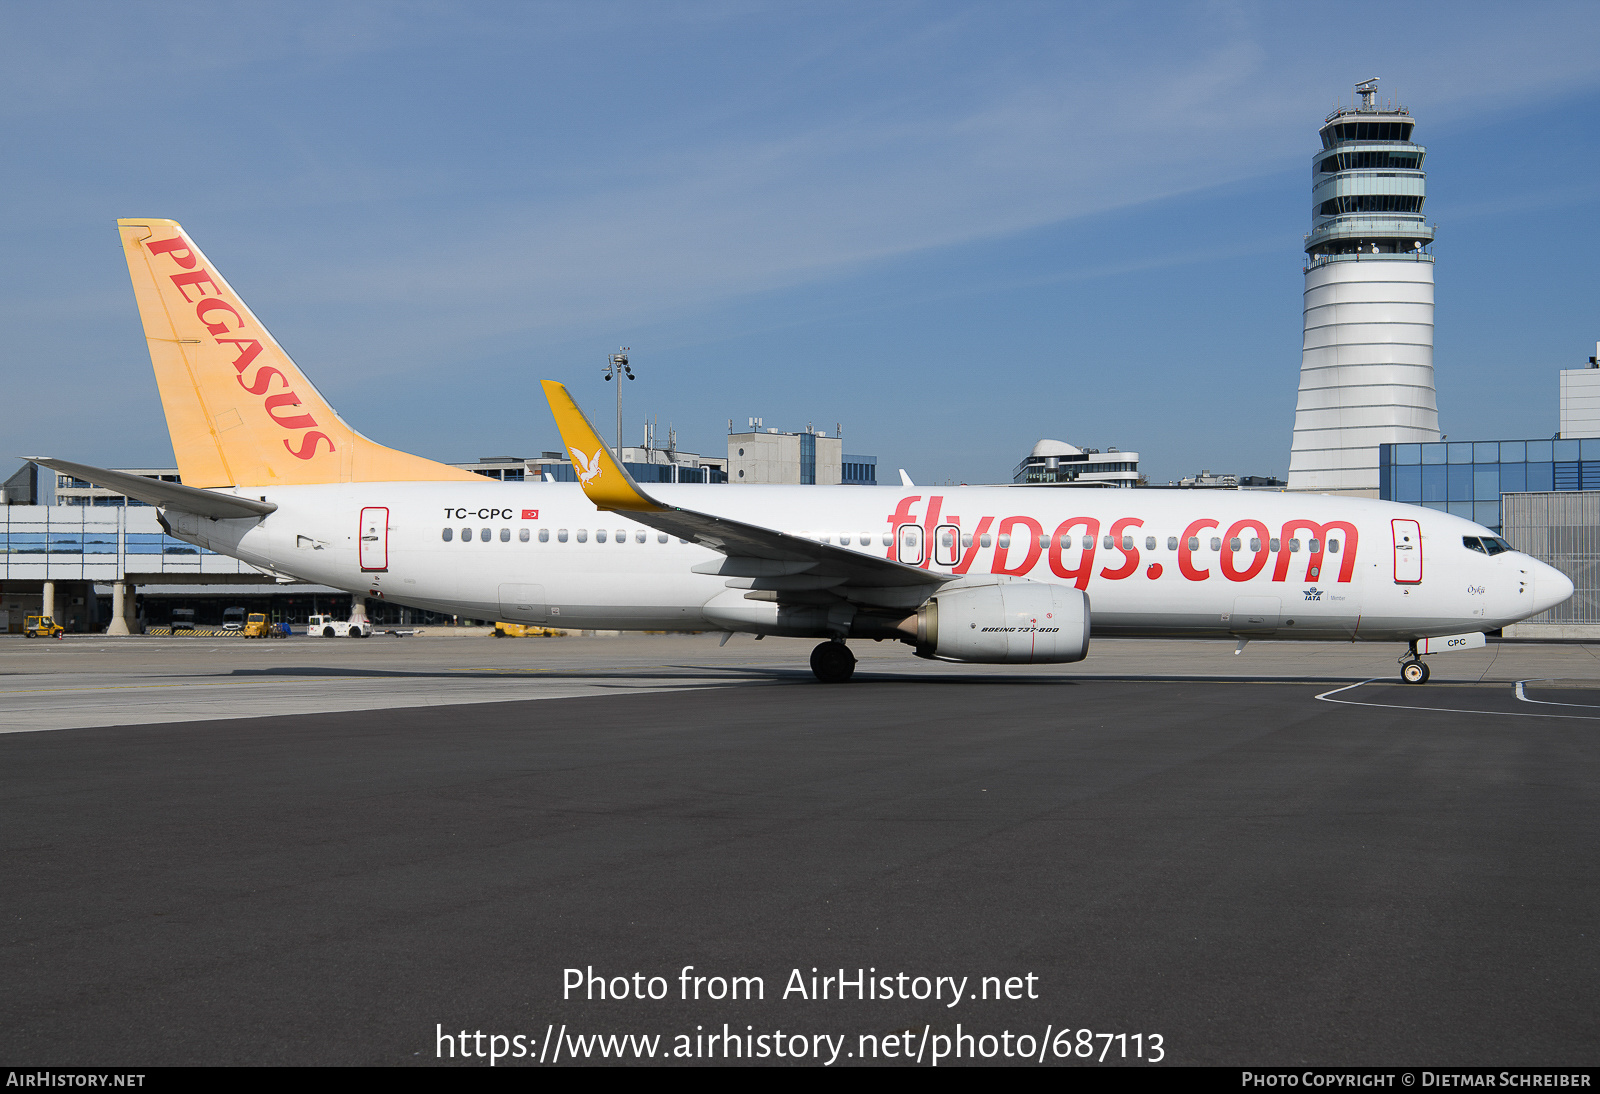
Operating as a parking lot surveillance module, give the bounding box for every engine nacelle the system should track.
[909,580,1090,664]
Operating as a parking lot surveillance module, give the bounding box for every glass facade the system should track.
[842,454,878,486]
[1379,438,1600,533]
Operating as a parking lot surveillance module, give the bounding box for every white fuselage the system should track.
[179,482,1570,643]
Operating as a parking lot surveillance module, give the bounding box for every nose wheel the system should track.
[1400,658,1430,685]
[810,640,856,683]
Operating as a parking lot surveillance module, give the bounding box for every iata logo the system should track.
[1303,587,1323,601]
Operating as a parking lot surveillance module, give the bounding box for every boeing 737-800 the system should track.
[31,220,1574,683]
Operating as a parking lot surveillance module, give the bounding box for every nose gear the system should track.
[1399,640,1430,685]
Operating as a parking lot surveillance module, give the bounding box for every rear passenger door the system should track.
[360,507,389,572]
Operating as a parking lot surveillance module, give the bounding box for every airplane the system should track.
[30,219,1574,685]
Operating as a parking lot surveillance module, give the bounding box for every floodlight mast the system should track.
[603,348,634,456]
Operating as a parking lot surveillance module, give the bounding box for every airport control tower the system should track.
[1288,79,1439,495]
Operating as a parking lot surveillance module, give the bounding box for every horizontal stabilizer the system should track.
[27,458,275,520]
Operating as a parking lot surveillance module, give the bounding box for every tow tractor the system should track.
[306,614,372,638]
[23,615,64,638]
[242,613,288,639]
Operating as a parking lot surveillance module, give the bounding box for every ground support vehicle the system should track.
[23,615,64,638]
[492,623,563,638]
[242,613,287,638]
[306,614,371,638]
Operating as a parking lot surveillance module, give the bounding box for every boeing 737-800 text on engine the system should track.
[30,220,1574,683]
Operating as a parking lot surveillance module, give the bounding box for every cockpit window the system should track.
[1463,536,1487,554]
[1483,537,1511,556]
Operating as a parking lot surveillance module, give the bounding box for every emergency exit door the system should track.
[359,507,389,571]
[1392,518,1422,584]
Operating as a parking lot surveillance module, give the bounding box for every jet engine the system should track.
[902,580,1090,664]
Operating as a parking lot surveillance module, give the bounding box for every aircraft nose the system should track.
[1534,560,1575,613]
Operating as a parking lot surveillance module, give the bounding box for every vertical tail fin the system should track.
[117,219,480,487]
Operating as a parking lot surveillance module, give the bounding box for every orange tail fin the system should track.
[118,218,480,487]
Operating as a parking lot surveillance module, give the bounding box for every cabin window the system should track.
[500,528,510,542]
[557,529,568,542]
[1289,539,1301,552]
[839,535,852,546]
[1308,539,1321,553]
[576,529,587,543]
[1187,537,1199,551]
[657,533,668,544]
[1101,535,1112,550]
[1122,535,1133,551]
[1210,537,1222,551]
[1167,536,1178,551]
[1230,537,1242,551]
[1145,536,1156,551]
[441,528,452,542]
[520,528,530,542]
[479,528,492,542]
[635,531,646,543]
[1039,534,1049,549]
[1249,538,1261,552]
[998,534,1011,549]
[1328,539,1340,553]
[596,529,607,543]
[461,527,472,541]
[616,530,626,543]
[1270,538,1281,552]
[883,533,894,546]
[539,529,550,543]
[980,534,992,548]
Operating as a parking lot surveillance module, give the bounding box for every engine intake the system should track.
[905,580,1089,664]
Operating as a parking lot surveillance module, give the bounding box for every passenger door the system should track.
[1392,518,1422,584]
[359,507,389,572]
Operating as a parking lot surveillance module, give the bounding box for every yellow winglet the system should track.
[541,380,668,513]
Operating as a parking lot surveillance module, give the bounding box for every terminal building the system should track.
[1379,349,1600,635]
[1013,440,1139,486]
[726,420,876,485]
[1289,79,1440,496]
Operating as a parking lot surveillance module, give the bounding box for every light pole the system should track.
[602,348,634,458]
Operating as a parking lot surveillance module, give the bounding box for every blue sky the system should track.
[3,1,1598,487]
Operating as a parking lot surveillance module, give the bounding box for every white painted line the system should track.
[1513,679,1600,710]
[1315,679,1600,721]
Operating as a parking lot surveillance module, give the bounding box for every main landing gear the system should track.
[1400,642,1431,685]
[810,640,856,683]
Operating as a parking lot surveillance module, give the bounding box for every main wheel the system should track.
[809,641,856,683]
[1401,660,1430,685]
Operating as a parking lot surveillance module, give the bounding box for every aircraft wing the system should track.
[542,382,946,591]
[27,457,276,520]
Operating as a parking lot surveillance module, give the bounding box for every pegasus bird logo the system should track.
[571,447,603,485]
